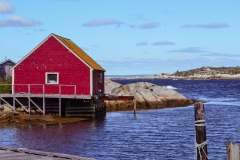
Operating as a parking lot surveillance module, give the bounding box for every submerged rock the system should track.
[105,79,194,111]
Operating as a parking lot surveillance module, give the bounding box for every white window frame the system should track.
[45,72,59,84]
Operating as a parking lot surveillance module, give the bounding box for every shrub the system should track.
[0,77,12,94]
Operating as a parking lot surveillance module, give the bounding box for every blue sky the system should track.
[0,0,240,75]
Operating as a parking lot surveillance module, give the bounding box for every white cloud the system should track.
[167,47,207,53]
[83,19,123,27]
[139,22,158,29]
[0,1,14,14]
[201,53,240,57]
[181,23,229,29]
[0,16,41,27]
[136,41,148,46]
[153,41,175,45]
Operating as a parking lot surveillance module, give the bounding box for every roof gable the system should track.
[12,33,105,72]
[0,59,15,66]
[53,34,105,71]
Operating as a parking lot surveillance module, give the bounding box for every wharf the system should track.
[0,145,94,160]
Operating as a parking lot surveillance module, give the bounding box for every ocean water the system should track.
[1,79,240,159]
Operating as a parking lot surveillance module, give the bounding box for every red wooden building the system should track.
[12,33,105,97]
[7,33,106,116]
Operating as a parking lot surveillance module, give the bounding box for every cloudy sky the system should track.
[0,0,240,75]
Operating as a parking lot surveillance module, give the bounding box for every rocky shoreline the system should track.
[0,79,196,126]
[105,79,195,111]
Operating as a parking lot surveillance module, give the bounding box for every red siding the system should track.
[14,36,91,95]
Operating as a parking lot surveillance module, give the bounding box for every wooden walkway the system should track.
[0,146,95,160]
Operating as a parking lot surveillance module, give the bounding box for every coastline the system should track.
[0,112,89,127]
[108,74,240,80]
[0,77,211,126]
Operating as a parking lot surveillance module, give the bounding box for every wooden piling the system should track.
[194,102,208,160]
[226,142,239,160]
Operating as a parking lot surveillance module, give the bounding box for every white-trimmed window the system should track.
[46,72,59,84]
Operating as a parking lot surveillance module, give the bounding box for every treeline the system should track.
[0,77,12,94]
[172,66,240,77]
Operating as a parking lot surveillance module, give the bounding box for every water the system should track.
[1,79,240,159]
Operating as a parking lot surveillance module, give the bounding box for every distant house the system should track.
[0,59,15,80]
[11,33,105,97]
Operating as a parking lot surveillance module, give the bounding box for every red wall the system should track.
[14,36,91,95]
[92,70,105,96]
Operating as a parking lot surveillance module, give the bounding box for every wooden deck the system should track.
[0,93,92,99]
[0,93,95,117]
[0,146,94,160]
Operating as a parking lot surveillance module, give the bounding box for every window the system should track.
[98,73,102,83]
[46,72,59,84]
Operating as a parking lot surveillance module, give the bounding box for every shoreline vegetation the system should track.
[108,66,240,80]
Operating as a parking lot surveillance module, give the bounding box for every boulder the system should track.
[16,107,21,112]
[36,109,42,114]
[2,104,13,113]
[23,106,29,109]
[30,110,36,115]
[0,112,13,120]
[0,105,4,111]
[13,110,20,115]
[105,78,121,95]
[105,78,194,111]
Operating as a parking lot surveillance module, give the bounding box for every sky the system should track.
[0,0,240,75]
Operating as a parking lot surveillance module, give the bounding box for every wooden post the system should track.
[43,85,45,115]
[28,84,30,114]
[194,102,208,160]
[226,142,239,160]
[59,85,61,117]
[134,86,136,115]
[12,85,15,110]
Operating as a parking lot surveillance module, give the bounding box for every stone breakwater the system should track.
[105,79,194,111]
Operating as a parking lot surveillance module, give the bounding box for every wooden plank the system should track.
[0,152,33,159]
[0,147,95,160]
[194,102,208,160]
[99,96,134,100]
[43,86,45,115]
[226,142,239,160]
[18,148,95,160]
[0,94,92,99]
